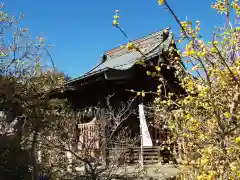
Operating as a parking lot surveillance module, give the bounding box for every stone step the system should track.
[110,146,178,165]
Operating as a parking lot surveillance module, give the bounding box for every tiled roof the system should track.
[67,28,173,85]
[87,51,142,74]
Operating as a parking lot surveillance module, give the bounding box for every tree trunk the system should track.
[31,127,39,180]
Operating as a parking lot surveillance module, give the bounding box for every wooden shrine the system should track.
[62,28,185,165]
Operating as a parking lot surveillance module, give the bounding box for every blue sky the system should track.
[5,0,226,78]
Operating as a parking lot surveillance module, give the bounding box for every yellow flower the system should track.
[232,3,239,9]
[126,42,134,50]
[193,119,199,126]
[184,50,190,57]
[190,50,196,56]
[113,19,118,26]
[231,165,237,172]
[200,157,209,165]
[197,52,201,57]
[235,136,240,144]
[141,91,145,97]
[137,92,141,96]
[158,0,165,5]
[170,125,174,131]
[155,66,161,71]
[224,112,231,119]
[151,72,156,77]
[185,113,192,120]
[183,96,192,104]
[162,100,167,104]
[211,47,217,53]
[199,134,206,140]
[114,15,119,19]
[202,87,209,92]
[236,60,240,66]
[146,70,151,76]
[200,44,205,48]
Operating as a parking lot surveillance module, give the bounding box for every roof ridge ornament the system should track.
[101,54,107,63]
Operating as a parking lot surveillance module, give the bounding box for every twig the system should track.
[164,0,190,40]
[116,26,129,41]
[45,48,55,69]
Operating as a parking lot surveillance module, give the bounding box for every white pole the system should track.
[138,104,144,169]
[139,119,144,169]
